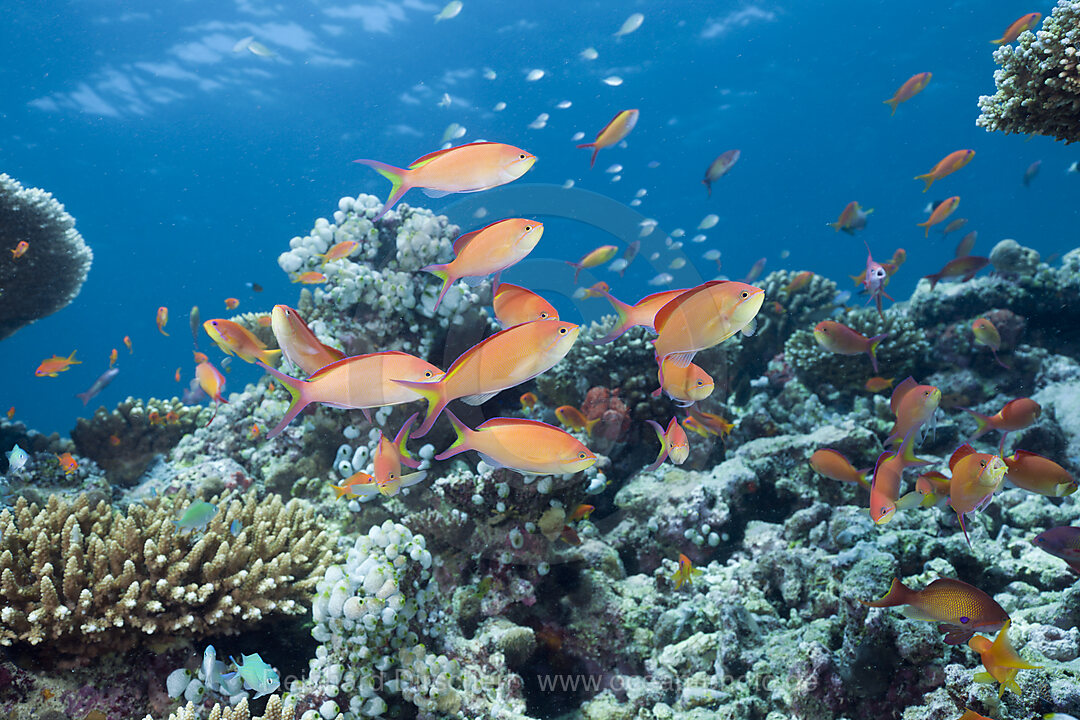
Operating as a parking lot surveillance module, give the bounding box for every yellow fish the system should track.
[577,109,639,168]
[203,319,281,365]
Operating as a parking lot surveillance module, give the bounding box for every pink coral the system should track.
[581,387,630,442]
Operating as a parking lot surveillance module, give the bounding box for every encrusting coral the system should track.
[0,490,334,658]
[976,0,1080,143]
[0,172,93,341]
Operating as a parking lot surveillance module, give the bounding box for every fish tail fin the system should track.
[883,98,899,116]
[352,158,410,219]
[962,407,993,440]
[258,348,282,366]
[433,409,472,460]
[576,143,598,168]
[860,577,912,608]
[584,416,600,437]
[258,362,313,439]
[923,272,941,291]
[422,264,453,311]
[644,419,668,472]
[330,483,351,500]
[703,179,712,197]
[76,391,91,406]
[395,413,421,468]
[867,333,888,373]
[592,291,635,344]
[913,173,934,192]
[391,378,447,437]
[991,348,1011,370]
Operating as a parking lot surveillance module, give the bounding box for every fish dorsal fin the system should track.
[652,283,720,333]
[890,376,918,415]
[308,350,418,380]
[409,142,498,169]
[949,444,976,472]
[477,416,562,432]
[452,228,482,255]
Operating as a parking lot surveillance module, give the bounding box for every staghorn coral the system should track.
[976,0,1080,143]
[0,173,93,341]
[0,489,334,658]
[148,695,320,720]
[785,307,931,395]
[72,396,204,487]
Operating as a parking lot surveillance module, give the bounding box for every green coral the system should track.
[785,307,930,393]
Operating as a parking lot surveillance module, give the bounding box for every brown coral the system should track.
[0,490,334,658]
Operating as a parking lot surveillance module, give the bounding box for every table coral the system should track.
[0,490,333,658]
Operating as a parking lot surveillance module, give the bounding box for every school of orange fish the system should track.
[18,9,1077,712]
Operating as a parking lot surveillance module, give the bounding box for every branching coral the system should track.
[149,695,315,720]
[0,173,93,341]
[976,0,1080,143]
[0,490,334,658]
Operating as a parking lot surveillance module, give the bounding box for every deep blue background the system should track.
[1,0,1076,436]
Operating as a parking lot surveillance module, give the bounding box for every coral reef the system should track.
[0,490,333,658]
[976,0,1080,143]
[0,172,93,341]
[151,695,312,720]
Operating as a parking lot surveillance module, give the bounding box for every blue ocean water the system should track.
[0,0,1075,436]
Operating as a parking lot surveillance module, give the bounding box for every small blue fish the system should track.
[230,519,242,537]
[173,500,217,535]
[223,653,280,699]
[5,445,28,475]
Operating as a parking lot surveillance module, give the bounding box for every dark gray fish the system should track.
[190,305,201,349]
[76,367,119,406]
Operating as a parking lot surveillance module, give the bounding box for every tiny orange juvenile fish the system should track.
[917,196,960,235]
[148,411,162,425]
[567,245,619,283]
[193,351,209,364]
[165,411,180,424]
[331,470,377,500]
[810,449,870,488]
[967,620,1041,696]
[915,151,975,192]
[248,424,261,440]
[883,72,931,115]
[5,407,13,420]
[195,360,229,422]
[124,336,133,354]
[224,297,240,310]
[865,376,894,393]
[972,318,1009,369]
[686,406,735,437]
[915,470,951,505]
[568,504,595,522]
[156,307,169,336]
[56,452,78,475]
[519,392,538,412]
[645,417,689,471]
[991,12,1041,44]
[671,553,702,589]
[862,577,1008,645]
[10,241,29,259]
[174,367,181,382]
[108,348,118,368]
[555,405,599,436]
[293,271,327,284]
[109,434,121,446]
[318,240,360,264]
[813,321,887,373]
[493,283,559,328]
[35,351,81,377]
[577,109,639,168]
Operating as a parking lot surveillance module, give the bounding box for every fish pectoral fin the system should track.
[399,471,427,489]
[664,352,695,368]
[898,606,937,622]
[477,452,506,469]
[462,391,499,406]
[972,672,995,684]
[422,188,451,198]
[937,625,973,645]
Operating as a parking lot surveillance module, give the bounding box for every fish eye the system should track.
[696,380,704,386]
[960,616,969,623]
[540,312,550,319]
[559,327,567,334]
[980,461,986,467]
[425,371,433,377]
[579,452,586,459]
[525,225,532,231]
[741,291,749,298]
[519,154,526,159]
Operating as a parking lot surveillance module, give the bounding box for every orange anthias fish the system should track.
[813,321,887,373]
[35,351,81,377]
[828,201,874,232]
[204,319,281,365]
[5,407,13,420]
[915,151,975,192]
[520,391,538,413]
[861,577,1009,645]
[593,288,688,345]
[270,305,345,376]
[108,348,118,368]
[423,219,544,309]
[318,240,360,265]
[865,376,895,393]
[373,414,426,496]
[354,141,536,219]
[949,444,1008,543]
[1003,450,1077,497]
[653,357,714,406]
[193,351,209,364]
[869,430,932,524]
[555,405,599,436]
[809,448,870,489]
[917,196,960,236]
[967,620,1041,696]
[259,351,445,438]
[493,283,559,328]
[174,367,181,382]
[671,553,703,589]
[567,245,619,284]
[576,281,610,300]
[972,317,1009,369]
[156,307,169,336]
[395,320,580,437]
[195,360,229,421]
[124,336,133,354]
[653,281,765,367]
[702,149,740,196]
[923,255,990,290]
[56,452,78,474]
[577,109,640,168]
[991,12,1041,44]
[915,470,951,505]
[963,398,1041,450]
[883,72,932,115]
[645,417,690,471]
[10,241,29,259]
[436,410,596,475]
[224,297,240,310]
[686,406,735,437]
[568,504,595,522]
[782,271,814,294]
[293,271,327,284]
[331,470,378,500]
[885,377,941,448]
